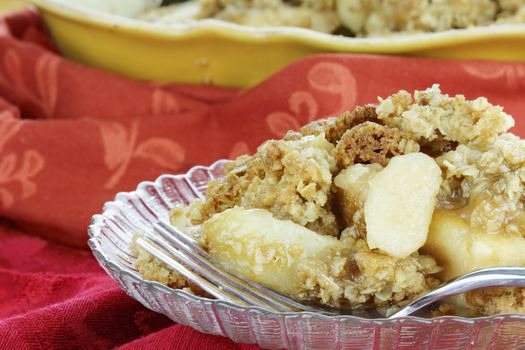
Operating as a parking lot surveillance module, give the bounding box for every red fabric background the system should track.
[1,7,525,350]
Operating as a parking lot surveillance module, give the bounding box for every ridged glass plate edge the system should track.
[87,160,525,349]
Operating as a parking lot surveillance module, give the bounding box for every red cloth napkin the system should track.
[1,7,525,350]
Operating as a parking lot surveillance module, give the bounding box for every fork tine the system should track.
[136,238,249,306]
[155,221,326,313]
[154,221,327,313]
[149,228,293,312]
[144,229,291,312]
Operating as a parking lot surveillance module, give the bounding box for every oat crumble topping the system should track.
[139,0,525,36]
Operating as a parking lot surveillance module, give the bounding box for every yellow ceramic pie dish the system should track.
[1,0,29,14]
[32,0,525,88]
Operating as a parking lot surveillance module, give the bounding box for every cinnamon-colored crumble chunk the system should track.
[333,121,419,167]
[325,106,379,143]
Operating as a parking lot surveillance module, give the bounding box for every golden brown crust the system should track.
[325,106,379,144]
[332,121,419,167]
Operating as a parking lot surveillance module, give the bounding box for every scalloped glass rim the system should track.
[88,160,525,348]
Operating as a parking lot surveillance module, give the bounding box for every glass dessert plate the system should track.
[88,160,525,349]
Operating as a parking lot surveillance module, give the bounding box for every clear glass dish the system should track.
[88,160,525,349]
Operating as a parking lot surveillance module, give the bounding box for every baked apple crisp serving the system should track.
[139,0,525,36]
[132,85,525,317]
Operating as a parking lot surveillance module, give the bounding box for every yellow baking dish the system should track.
[1,0,29,14]
[32,0,525,88]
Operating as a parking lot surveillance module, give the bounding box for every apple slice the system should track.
[364,153,442,258]
[425,209,525,281]
[202,207,342,296]
[334,163,382,230]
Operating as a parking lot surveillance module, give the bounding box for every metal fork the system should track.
[137,221,329,313]
[137,221,525,317]
[389,266,525,318]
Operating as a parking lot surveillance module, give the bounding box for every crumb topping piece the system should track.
[437,133,525,233]
[333,121,419,167]
[376,84,514,150]
[191,134,340,236]
[325,106,379,143]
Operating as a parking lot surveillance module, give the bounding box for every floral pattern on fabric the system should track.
[0,116,43,207]
[266,61,356,138]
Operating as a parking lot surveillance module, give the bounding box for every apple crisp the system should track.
[139,0,525,36]
[133,85,525,317]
